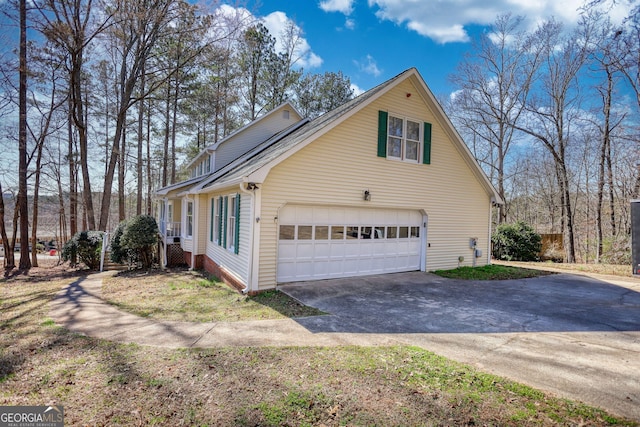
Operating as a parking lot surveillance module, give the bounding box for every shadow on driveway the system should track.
[280,271,640,334]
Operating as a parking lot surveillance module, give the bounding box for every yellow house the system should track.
[156,68,502,293]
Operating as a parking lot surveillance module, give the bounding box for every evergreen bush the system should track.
[110,215,159,269]
[491,221,542,262]
[61,230,104,270]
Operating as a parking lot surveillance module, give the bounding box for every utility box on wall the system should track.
[632,200,640,276]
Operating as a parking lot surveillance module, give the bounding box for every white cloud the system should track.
[345,18,356,30]
[261,11,323,69]
[319,0,355,14]
[354,55,382,77]
[215,6,323,70]
[367,0,634,44]
[350,83,365,96]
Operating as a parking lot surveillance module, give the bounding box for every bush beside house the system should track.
[492,221,542,262]
[110,215,159,269]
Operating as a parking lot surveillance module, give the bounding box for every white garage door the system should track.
[277,205,424,283]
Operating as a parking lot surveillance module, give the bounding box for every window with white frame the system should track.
[214,197,218,242]
[186,201,193,238]
[387,115,422,163]
[227,195,237,253]
[378,111,432,164]
[212,194,240,254]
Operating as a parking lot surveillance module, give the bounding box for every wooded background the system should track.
[0,0,638,270]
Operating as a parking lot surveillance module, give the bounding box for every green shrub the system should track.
[492,221,542,262]
[62,230,104,270]
[109,220,132,265]
[110,215,159,269]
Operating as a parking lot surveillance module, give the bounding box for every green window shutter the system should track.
[209,198,214,242]
[217,197,223,246]
[223,196,228,248]
[377,111,388,157]
[423,122,432,164]
[234,194,241,255]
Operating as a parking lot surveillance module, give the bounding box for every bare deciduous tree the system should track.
[449,13,542,224]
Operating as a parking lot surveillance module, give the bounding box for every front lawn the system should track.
[102,269,324,322]
[1,270,636,425]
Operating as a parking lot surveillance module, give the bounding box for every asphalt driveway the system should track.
[280,271,640,420]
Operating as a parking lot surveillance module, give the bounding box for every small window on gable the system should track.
[387,115,421,163]
[283,109,290,120]
[378,111,432,164]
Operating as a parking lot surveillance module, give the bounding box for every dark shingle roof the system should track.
[198,68,416,191]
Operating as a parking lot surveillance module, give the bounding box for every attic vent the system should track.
[283,110,290,120]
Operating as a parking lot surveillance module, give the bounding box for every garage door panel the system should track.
[297,243,315,259]
[313,261,329,276]
[314,242,330,258]
[343,258,359,274]
[277,206,423,283]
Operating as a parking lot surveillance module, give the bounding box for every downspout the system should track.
[163,197,168,268]
[239,182,257,294]
[488,197,495,265]
[190,196,197,270]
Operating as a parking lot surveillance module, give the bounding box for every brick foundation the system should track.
[182,251,204,269]
[203,255,246,293]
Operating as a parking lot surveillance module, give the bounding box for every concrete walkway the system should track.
[49,271,399,348]
[49,271,640,421]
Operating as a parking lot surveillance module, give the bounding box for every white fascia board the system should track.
[192,176,245,195]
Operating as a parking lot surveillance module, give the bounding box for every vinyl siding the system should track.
[257,78,492,290]
[196,194,208,254]
[204,191,251,285]
[214,107,302,171]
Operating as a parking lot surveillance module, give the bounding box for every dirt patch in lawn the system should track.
[102,268,324,322]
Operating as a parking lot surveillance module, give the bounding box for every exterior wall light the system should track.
[363,190,371,201]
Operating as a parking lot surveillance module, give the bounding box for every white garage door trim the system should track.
[277,205,426,283]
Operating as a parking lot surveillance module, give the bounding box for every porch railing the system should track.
[159,221,182,239]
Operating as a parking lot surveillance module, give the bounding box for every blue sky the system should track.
[239,0,632,98]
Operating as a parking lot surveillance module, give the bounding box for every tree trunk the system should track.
[162,84,170,187]
[68,97,77,237]
[559,162,576,263]
[55,160,67,245]
[146,98,152,215]
[606,140,616,237]
[170,77,179,184]
[74,61,96,230]
[18,0,31,270]
[0,182,14,270]
[30,136,45,268]
[119,123,126,222]
[596,138,606,263]
[136,70,145,216]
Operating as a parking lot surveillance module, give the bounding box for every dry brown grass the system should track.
[0,264,637,426]
[494,260,635,279]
